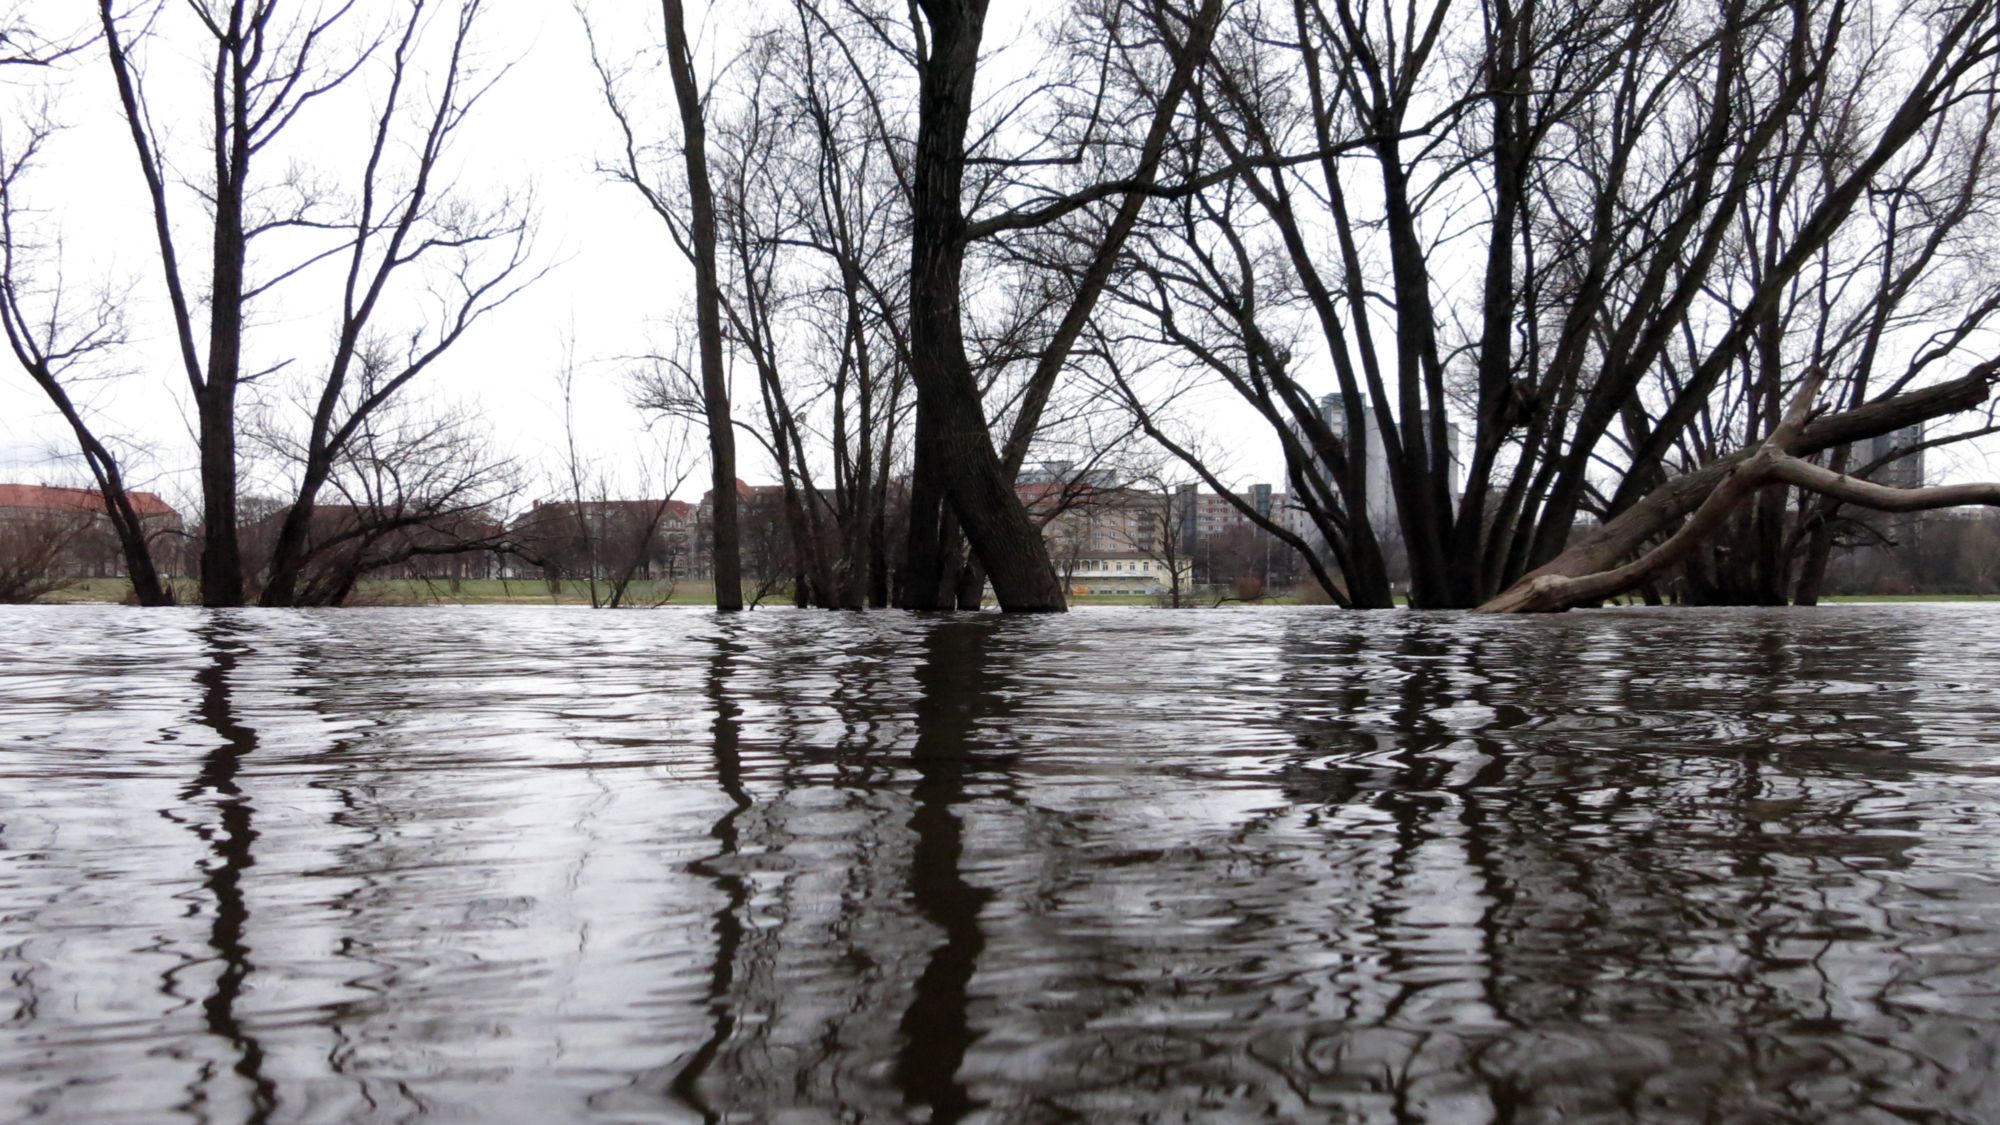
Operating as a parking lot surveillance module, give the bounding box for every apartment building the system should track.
[0,483,184,577]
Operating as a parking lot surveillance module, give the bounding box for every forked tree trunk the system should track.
[898,0,1066,612]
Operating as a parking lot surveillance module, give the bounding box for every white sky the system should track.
[0,0,1232,513]
[1,1,1994,513]
[0,2,692,505]
[4,6,744,499]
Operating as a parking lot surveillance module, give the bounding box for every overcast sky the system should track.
[0,0,1229,511]
[0,2,694,504]
[2,1,1994,510]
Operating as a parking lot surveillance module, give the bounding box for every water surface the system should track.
[2,605,1999,1121]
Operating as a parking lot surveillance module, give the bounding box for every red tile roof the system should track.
[0,483,178,517]
[700,481,786,506]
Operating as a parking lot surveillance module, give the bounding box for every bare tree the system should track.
[663,0,744,611]
[896,0,1224,612]
[0,105,177,604]
[0,4,91,69]
[1480,366,2000,611]
[1127,473,1192,607]
[0,505,91,603]
[94,0,536,607]
[533,348,697,608]
[580,0,743,611]
[246,389,521,607]
[593,0,1235,613]
[1102,0,2000,610]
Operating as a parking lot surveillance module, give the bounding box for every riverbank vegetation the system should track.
[4,0,2000,613]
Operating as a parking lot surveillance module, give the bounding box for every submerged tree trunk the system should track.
[195,385,243,606]
[898,0,1066,612]
[664,0,744,612]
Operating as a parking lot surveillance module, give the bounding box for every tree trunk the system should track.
[898,0,1066,613]
[104,497,172,607]
[258,456,334,607]
[1792,506,1837,605]
[664,0,742,612]
[197,259,245,606]
[25,378,175,606]
[196,16,252,608]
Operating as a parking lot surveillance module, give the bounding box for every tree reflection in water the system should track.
[655,616,1018,1121]
[666,619,749,1119]
[2,606,1999,1121]
[165,618,275,1122]
[895,620,1008,1122]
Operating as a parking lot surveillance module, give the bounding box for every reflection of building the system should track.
[0,483,184,577]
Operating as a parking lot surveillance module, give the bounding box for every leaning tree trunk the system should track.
[1481,362,2000,613]
[29,380,175,606]
[898,0,1066,613]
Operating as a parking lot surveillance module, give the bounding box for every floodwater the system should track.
[2,606,1998,1123]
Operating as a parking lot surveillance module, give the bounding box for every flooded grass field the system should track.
[2,604,1998,1122]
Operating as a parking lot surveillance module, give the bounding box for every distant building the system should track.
[1019,476,1193,595]
[0,483,184,577]
[693,480,791,583]
[1017,461,1124,490]
[1313,393,1462,532]
[1178,482,1274,547]
[1866,423,1926,489]
[1861,421,1928,549]
[1018,471,1310,594]
[509,497,694,581]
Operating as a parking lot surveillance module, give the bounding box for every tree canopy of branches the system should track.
[1101,0,2000,610]
[10,0,1999,613]
[588,0,1227,611]
[5,0,541,606]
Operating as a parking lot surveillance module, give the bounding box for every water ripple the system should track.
[1,604,1998,1121]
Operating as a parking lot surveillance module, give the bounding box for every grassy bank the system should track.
[353,578,725,606]
[1823,593,2000,602]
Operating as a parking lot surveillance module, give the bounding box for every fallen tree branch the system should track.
[1766,456,2000,510]
[1481,362,2000,612]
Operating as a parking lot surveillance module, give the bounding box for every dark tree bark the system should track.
[100,0,249,606]
[664,0,744,612]
[1122,0,2000,610]
[897,0,1068,612]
